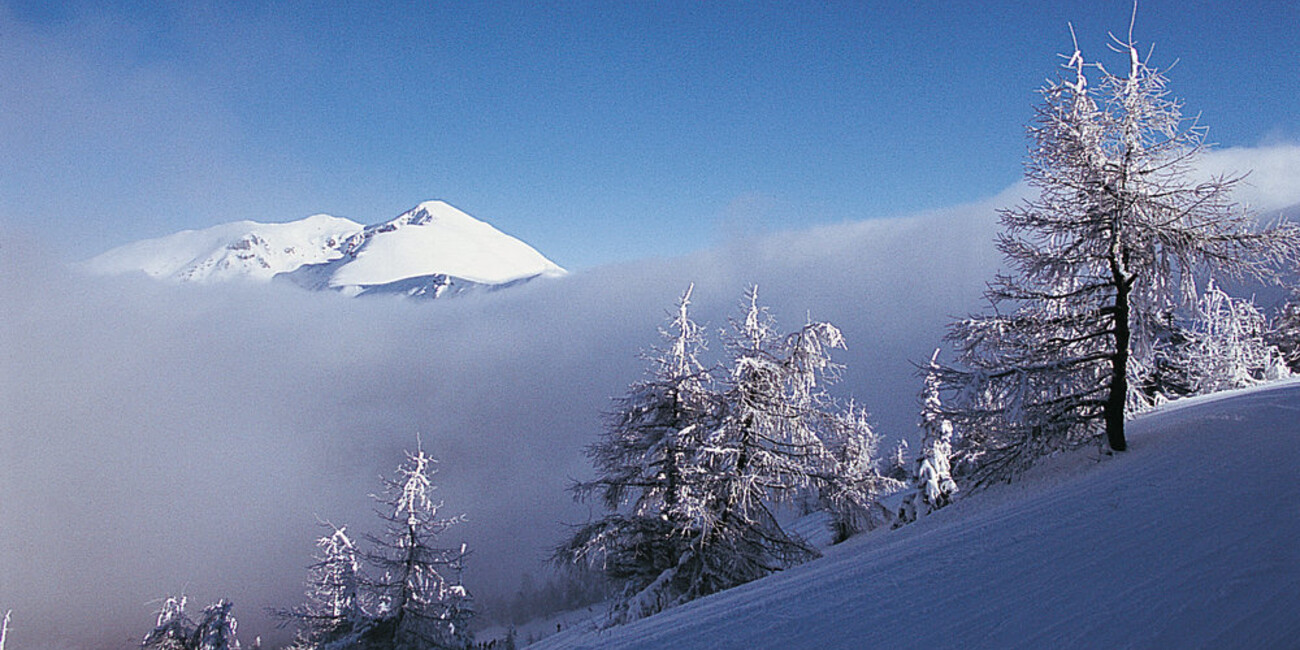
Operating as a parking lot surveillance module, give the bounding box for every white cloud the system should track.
[1199,143,1300,213]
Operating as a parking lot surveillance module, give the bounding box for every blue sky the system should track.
[1,0,1296,268]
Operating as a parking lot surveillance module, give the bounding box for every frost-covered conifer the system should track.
[898,350,959,525]
[818,402,900,541]
[277,523,366,648]
[142,596,240,650]
[934,24,1300,484]
[882,439,911,483]
[691,287,888,587]
[557,285,719,624]
[560,285,890,625]
[191,601,239,650]
[1267,289,1300,374]
[143,596,195,650]
[363,444,474,650]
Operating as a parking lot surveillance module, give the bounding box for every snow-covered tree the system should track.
[142,596,241,650]
[191,601,240,650]
[882,439,911,483]
[278,445,473,650]
[277,523,366,648]
[817,401,899,541]
[934,26,1300,484]
[690,287,889,589]
[560,286,891,625]
[362,444,474,650]
[557,285,719,624]
[1267,289,1300,373]
[1174,280,1290,393]
[143,596,196,650]
[898,350,959,525]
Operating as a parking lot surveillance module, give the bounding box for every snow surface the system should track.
[533,379,1300,649]
[85,214,363,282]
[328,200,566,288]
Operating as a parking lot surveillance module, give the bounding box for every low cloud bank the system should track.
[1199,143,1300,214]
[1,196,1004,647]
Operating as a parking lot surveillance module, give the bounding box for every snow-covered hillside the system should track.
[86,201,566,297]
[534,379,1300,649]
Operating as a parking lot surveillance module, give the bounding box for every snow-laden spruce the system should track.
[141,596,241,650]
[277,445,474,650]
[361,445,474,649]
[896,349,959,524]
[932,27,1300,485]
[276,524,365,649]
[555,284,719,625]
[557,285,896,626]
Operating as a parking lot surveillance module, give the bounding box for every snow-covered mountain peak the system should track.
[86,201,566,298]
[391,200,482,228]
[326,201,566,290]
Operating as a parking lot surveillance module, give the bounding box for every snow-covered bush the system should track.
[1175,280,1290,394]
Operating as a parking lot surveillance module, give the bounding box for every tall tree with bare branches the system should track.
[936,22,1300,484]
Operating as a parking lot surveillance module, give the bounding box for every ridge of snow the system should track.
[86,214,363,282]
[535,379,1300,649]
[327,200,566,288]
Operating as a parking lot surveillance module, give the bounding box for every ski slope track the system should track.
[537,379,1300,649]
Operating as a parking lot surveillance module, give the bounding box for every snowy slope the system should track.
[534,380,1300,649]
[85,214,363,282]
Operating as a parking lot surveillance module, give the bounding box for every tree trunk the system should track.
[1106,274,1131,452]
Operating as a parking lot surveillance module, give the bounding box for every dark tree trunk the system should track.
[1106,273,1131,452]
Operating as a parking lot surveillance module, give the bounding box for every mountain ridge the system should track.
[86,200,566,298]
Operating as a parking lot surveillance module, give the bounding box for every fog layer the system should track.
[6,152,1296,647]
[0,193,1007,647]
